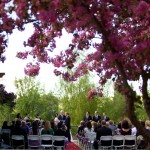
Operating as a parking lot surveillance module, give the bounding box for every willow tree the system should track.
[14,77,59,120]
[58,75,98,125]
[1,0,150,140]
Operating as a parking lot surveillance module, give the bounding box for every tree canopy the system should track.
[1,0,150,140]
[14,77,59,120]
[0,84,16,107]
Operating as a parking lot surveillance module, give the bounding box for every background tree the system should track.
[14,77,58,120]
[58,75,98,125]
[0,0,150,140]
[0,84,16,107]
[0,84,16,126]
[98,91,126,123]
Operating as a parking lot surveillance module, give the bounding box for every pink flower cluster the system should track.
[88,89,97,99]
[0,0,150,98]
[24,63,40,76]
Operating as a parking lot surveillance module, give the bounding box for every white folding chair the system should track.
[112,135,124,149]
[39,128,44,135]
[40,135,53,149]
[11,135,25,149]
[53,136,66,150]
[1,129,11,145]
[124,135,137,149]
[87,132,96,150]
[100,136,112,149]
[28,135,40,149]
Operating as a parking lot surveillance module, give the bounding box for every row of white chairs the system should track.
[77,134,137,150]
[100,135,137,149]
[3,134,66,149]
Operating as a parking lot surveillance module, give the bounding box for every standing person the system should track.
[83,111,92,122]
[15,113,22,121]
[102,112,110,121]
[93,111,101,122]
[58,110,66,124]
[65,112,71,142]
[24,113,30,122]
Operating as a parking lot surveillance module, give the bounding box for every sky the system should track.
[0,24,73,93]
[0,24,143,95]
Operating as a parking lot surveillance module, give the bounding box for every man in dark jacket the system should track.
[58,110,66,124]
[102,112,110,121]
[94,120,112,149]
[93,111,101,122]
[83,111,92,122]
[96,120,112,140]
[54,122,67,147]
[65,112,71,142]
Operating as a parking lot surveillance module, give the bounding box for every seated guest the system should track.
[131,125,137,136]
[91,121,98,132]
[1,121,11,145]
[84,121,95,145]
[83,111,92,123]
[119,118,132,135]
[54,122,66,136]
[28,121,40,147]
[84,121,95,136]
[109,120,117,135]
[11,120,27,148]
[50,119,57,132]
[41,121,54,135]
[96,120,112,140]
[137,121,149,149]
[2,121,10,129]
[94,120,112,149]
[94,120,101,132]
[77,121,85,136]
[54,122,67,147]
[145,120,150,131]
[115,121,122,135]
[21,121,29,135]
[120,118,133,148]
[41,121,54,145]
[29,120,39,135]
[93,111,101,122]
[10,121,15,133]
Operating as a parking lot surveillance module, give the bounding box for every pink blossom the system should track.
[24,63,40,76]
[88,89,97,99]
[134,1,149,17]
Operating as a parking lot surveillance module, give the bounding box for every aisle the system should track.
[66,142,82,150]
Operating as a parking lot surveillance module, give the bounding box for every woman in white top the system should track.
[84,121,95,137]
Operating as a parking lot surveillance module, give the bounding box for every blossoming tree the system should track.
[1,0,150,139]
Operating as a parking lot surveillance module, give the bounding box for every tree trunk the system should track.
[143,98,150,119]
[125,90,150,142]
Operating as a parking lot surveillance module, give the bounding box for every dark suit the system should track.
[54,129,66,146]
[65,116,71,142]
[94,126,112,149]
[58,115,66,124]
[93,115,101,122]
[96,126,112,140]
[83,115,92,122]
[102,116,110,121]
